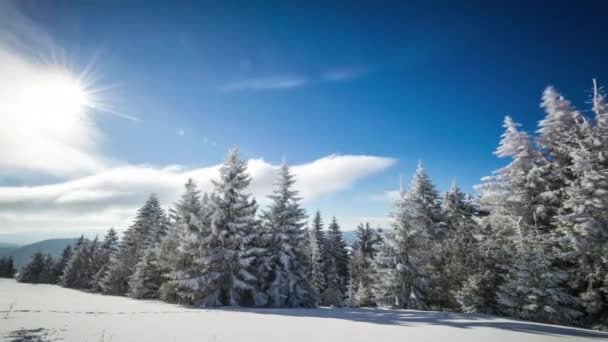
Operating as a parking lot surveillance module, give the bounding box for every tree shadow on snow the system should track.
[211,306,608,339]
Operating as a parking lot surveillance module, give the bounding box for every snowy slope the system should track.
[0,279,605,342]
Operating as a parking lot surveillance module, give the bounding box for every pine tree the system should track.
[162,179,207,304]
[174,149,260,306]
[128,247,163,299]
[497,219,581,325]
[101,195,167,295]
[554,81,608,326]
[374,175,432,310]
[306,211,326,295]
[350,222,382,307]
[262,163,314,307]
[307,224,325,299]
[428,182,479,310]
[61,238,95,289]
[0,257,16,278]
[52,245,73,283]
[321,217,349,306]
[91,228,119,291]
[18,252,54,284]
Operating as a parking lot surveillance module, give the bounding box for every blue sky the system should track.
[1,1,607,243]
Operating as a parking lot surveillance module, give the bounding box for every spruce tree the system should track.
[0,257,16,278]
[91,228,119,291]
[162,179,207,304]
[18,252,53,284]
[428,182,479,310]
[374,176,431,309]
[177,149,260,306]
[262,163,314,307]
[61,238,95,289]
[307,210,326,295]
[53,245,73,283]
[497,219,581,325]
[350,223,382,307]
[128,247,163,299]
[321,217,349,306]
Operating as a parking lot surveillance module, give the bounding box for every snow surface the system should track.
[0,279,606,342]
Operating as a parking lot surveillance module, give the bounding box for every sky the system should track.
[1,0,608,244]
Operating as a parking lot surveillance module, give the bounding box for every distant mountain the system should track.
[0,238,78,270]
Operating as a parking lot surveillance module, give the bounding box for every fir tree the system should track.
[61,238,95,289]
[128,247,163,299]
[162,179,207,304]
[0,257,16,278]
[350,222,382,307]
[174,149,260,306]
[497,219,581,325]
[18,252,54,284]
[262,163,314,307]
[91,228,119,291]
[321,217,349,306]
[101,195,167,295]
[374,178,431,309]
[52,245,73,283]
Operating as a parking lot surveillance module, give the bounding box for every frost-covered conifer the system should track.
[262,164,314,307]
[101,195,167,295]
[128,247,163,299]
[374,184,429,309]
[91,228,119,291]
[173,149,260,306]
[497,219,581,325]
[350,222,382,307]
[321,217,349,305]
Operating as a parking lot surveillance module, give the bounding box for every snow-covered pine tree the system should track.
[350,222,382,307]
[52,245,72,283]
[428,181,479,310]
[175,149,261,306]
[465,115,548,314]
[100,194,168,295]
[61,237,95,289]
[307,225,325,301]
[262,163,314,307]
[477,116,546,227]
[409,162,444,238]
[306,210,326,295]
[91,228,119,291]
[497,218,581,325]
[321,217,349,306]
[374,174,431,310]
[554,80,608,326]
[161,179,207,304]
[128,246,163,299]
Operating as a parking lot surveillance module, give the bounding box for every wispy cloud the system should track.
[322,66,369,82]
[0,155,396,236]
[220,76,309,92]
[220,65,371,92]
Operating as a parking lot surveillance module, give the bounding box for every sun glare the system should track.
[22,71,90,119]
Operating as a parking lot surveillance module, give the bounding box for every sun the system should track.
[22,70,91,120]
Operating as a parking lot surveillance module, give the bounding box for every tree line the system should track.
[15,81,608,330]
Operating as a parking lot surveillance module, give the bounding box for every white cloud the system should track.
[0,155,395,235]
[220,76,308,91]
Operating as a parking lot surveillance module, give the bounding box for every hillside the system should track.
[0,238,78,270]
[0,279,605,342]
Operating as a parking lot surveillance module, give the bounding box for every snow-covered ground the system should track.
[0,279,606,342]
